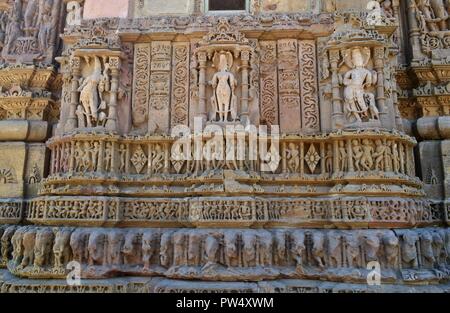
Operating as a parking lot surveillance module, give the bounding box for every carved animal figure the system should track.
[1,226,17,262]
[431,232,445,265]
[364,233,380,263]
[122,231,141,266]
[312,232,326,268]
[142,231,155,269]
[11,227,26,264]
[53,229,73,268]
[204,235,220,267]
[290,231,305,269]
[88,231,106,266]
[187,231,202,267]
[173,231,186,266]
[420,231,435,267]
[224,231,239,267]
[273,231,287,266]
[258,231,273,266]
[328,233,342,268]
[345,234,361,268]
[70,230,88,264]
[21,229,36,268]
[34,228,54,267]
[107,231,124,266]
[401,232,419,269]
[160,232,173,268]
[383,232,399,268]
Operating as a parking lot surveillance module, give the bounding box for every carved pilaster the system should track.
[171,43,190,128]
[132,43,151,133]
[149,41,172,135]
[299,40,320,133]
[277,39,301,133]
[259,41,279,127]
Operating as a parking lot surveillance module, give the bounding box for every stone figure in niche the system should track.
[77,56,109,128]
[37,0,53,54]
[342,47,380,123]
[5,2,22,54]
[210,51,238,122]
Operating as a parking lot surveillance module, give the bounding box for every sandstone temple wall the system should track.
[0,0,449,293]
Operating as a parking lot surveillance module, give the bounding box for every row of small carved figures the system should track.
[48,137,414,176]
[1,225,449,274]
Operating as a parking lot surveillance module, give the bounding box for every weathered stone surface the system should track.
[0,0,449,293]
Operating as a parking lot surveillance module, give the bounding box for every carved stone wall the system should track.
[0,0,449,293]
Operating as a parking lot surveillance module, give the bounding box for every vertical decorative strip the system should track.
[277,39,301,133]
[132,43,151,133]
[299,40,320,133]
[149,41,172,134]
[259,41,279,127]
[171,42,190,128]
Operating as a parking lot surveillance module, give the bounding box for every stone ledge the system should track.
[1,270,449,293]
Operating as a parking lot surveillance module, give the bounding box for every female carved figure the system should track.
[286,143,300,173]
[78,57,103,128]
[37,0,53,54]
[342,47,379,123]
[415,0,440,31]
[210,52,238,122]
[430,0,448,30]
[24,0,39,36]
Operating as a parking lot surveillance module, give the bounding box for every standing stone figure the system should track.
[78,56,103,128]
[342,47,379,123]
[210,52,238,122]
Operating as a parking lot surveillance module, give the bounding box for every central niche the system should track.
[194,18,257,126]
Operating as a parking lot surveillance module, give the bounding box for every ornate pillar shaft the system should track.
[65,57,81,132]
[198,52,207,121]
[241,51,250,123]
[329,50,343,130]
[106,57,121,132]
[374,47,389,126]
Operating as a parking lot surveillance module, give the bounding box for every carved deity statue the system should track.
[77,56,108,128]
[415,0,449,31]
[342,47,380,123]
[210,52,238,122]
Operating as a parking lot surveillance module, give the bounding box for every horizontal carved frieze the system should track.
[18,196,441,228]
[2,225,449,284]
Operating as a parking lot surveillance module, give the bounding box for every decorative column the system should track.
[65,56,81,132]
[373,46,390,127]
[106,56,121,132]
[198,51,208,122]
[240,50,250,124]
[329,50,343,130]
